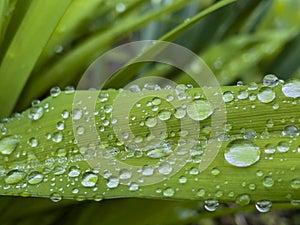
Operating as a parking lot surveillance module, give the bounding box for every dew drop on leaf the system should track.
[204,200,219,212]
[187,100,213,121]
[224,140,260,167]
[255,200,272,213]
[81,172,98,187]
[282,79,300,98]
[5,170,26,184]
[0,136,19,155]
[257,87,275,103]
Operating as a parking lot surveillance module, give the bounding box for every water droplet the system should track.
[225,140,260,167]
[142,165,154,176]
[158,163,172,175]
[163,187,175,197]
[211,168,220,176]
[52,132,63,143]
[291,179,300,189]
[158,110,171,120]
[50,87,61,97]
[187,100,213,121]
[116,2,126,12]
[50,193,62,202]
[189,167,199,175]
[119,169,132,179]
[107,176,119,188]
[264,144,275,154]
[147,147,172,159]
[64,86,75,94]
[237,90,248,100]
[145,116,157,128]
[223,91,234,103]
[68,166,81,178]
[5,170,26,184]
[197,189,206,197]
[282,125,299,137]
[277,141,290,153]
[81,172,98,187]
[152,97,161,106]
[174,107,186,119]
[258,87,275,103]
[129,182,139,191]
[56,121,65,130]
[178,176,187,184]
[0,136,19,155]
[283,78,300,99]
[28,137,38,147]
[73,109,83,120]
[263,176,274,188]
[61,110,70,119]
[28,172,44,184]
[236,194,251,206]
[263,74,279,87]
[28,106,44,120]
[255,200,272,213]
[248,82,258,90]
[204,200,219,212]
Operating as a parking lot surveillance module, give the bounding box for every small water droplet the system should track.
[178,176,187,184]
[64,86,75,94]
[187,100,213,121]
[145,116,157,128]
[50,193,62,202]
[56,121,65,130]
[277,141,290,153]
[28,137,38,148]
[50,87,61,97]
[52,132,63,143]
[225,140,260,167]
[211,168,220,176]
[283,79,300,98]
[174,107,186,119]
[282,125,299,137]
[236,194,251,206]
[68,166,81,178]
[119,169,132,179]
[204,200,219,212]
[223,91,234,103]
[107,176,119,188]
[291,179,300,190]
[197,189,206,197]
[263,176,274,188]
[163,187,175,197]
[158,110,171,121]
[28,106,44,120]
[258,87,275,103]
[263,74,279,87]
[28,171,44,184]
[0,136,19,155]
[81,172,98,187]
[255,200,272,213]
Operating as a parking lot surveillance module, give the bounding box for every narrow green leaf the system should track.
[0,0,72,119]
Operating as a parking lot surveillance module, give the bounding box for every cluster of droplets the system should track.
[0,76,299,210]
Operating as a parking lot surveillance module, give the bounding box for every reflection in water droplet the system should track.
[282,125,299,137]
[50,193,62,202]
[163,187,175,197]
[28,106,44,120]
[145,117,157,128]
[28,171,44,184]
[225,140,260,167]
[263,74,279,87]
[0,136,19,155]
[263,176,274,188]
[223,91,234,103]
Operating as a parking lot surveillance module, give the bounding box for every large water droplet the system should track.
[257,87,275,103]
[282,79,300,98]
[5,170,26,184]
[223,91,234,103]
[145,116,157,128]
[158,110,171,121]
[282,125,299,137]
[0,136,19,155]
[81,172,98,187]
[187,100,213,121]
[50,193,62,202]
[225,140,260,167]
